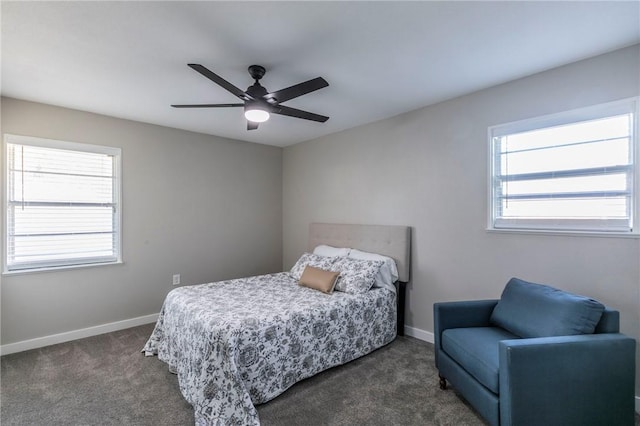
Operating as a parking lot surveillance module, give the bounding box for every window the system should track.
[489,98,638,234]
[4,135,121,272]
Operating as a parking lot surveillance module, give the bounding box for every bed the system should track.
[143,223,411,425]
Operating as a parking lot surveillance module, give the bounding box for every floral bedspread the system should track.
[142,272,397,425]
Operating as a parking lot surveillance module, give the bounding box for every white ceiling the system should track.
[2,1,639,147]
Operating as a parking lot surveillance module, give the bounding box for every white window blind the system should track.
[489,98,637,234]
[4,135,121,272]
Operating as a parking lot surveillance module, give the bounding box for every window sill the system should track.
[486,228,640,239]
[2,260,124,276]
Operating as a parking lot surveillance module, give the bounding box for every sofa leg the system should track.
[438,374,447,390]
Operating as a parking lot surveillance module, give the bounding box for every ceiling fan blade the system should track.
[272,105,329,122]
[247,121,259,131]
[171,103,244,108]
[188,64,252,101]
[266,77,328,104]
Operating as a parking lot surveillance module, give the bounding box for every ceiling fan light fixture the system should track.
[244,105,270,123]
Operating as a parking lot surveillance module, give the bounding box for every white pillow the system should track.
[348,248,399,291]
[313,244,351,258]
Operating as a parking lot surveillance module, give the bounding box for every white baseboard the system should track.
[0,313,159,356]
[404,324,434,343]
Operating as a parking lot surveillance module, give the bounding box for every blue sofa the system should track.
[434,277,636,426]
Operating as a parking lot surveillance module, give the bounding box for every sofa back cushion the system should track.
[490,278,605,338]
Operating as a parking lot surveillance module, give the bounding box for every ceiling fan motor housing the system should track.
[246,83,268,99]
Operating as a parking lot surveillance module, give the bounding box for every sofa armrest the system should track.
[499,333,636,426]
[434,300,498,335]
[433,300,498,366]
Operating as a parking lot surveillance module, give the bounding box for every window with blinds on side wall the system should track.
[489,98,638,235]
[4,135,121,273]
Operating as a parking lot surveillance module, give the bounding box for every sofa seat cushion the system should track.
[490,278,605,338]
[442,327,519,394]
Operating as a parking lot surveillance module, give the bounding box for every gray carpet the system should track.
[1,324,638,425]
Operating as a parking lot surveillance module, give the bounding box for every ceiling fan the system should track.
[172,64,329,130]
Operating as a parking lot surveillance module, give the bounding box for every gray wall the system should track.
[0,97,283,344]
[283,45,640,396]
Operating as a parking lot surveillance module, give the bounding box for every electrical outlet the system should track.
[172,274,181,286]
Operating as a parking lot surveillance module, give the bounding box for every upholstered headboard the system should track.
[308,222,412,336]
[308,223,411,283]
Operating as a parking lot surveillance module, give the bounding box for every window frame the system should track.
[3,134,123,274]
[487,98,639,237]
